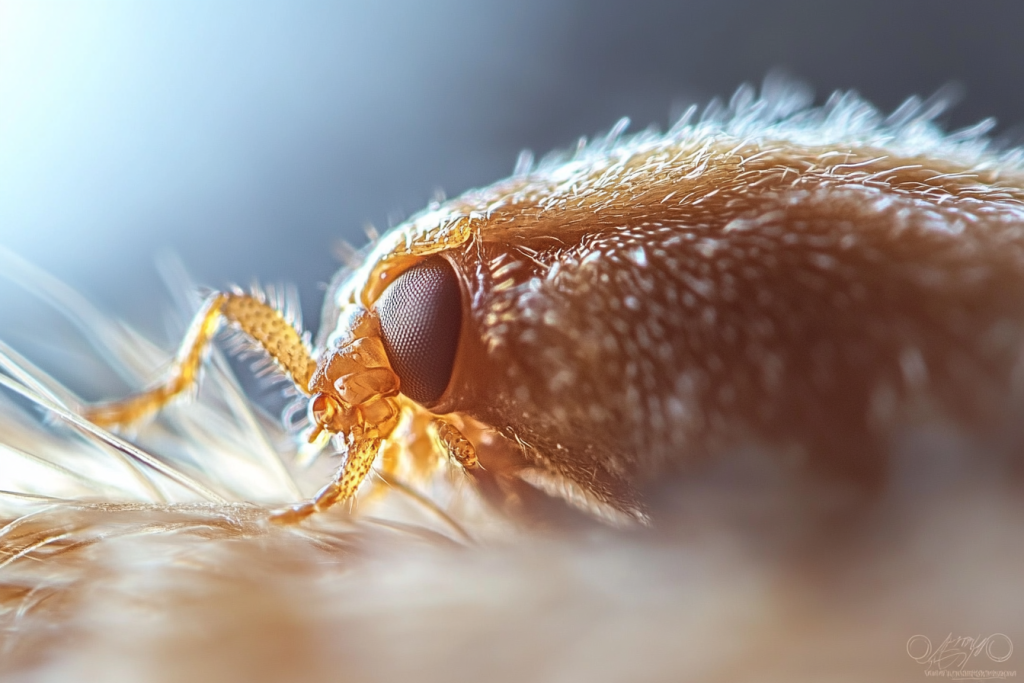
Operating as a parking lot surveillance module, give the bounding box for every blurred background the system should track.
[2,0,1024,377]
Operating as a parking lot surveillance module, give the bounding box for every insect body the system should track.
[84,87,1024,525]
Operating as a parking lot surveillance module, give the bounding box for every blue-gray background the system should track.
[2,1,1023,353]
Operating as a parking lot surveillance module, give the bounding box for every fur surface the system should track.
[2,82,1024,682]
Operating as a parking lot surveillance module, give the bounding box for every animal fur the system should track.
[2,82,1024,682]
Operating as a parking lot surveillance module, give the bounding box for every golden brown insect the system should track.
[82,86,1024,526]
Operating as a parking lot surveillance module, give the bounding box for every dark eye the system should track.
[375,255,463,406]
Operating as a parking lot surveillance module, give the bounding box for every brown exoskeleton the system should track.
[84,86,1024,526]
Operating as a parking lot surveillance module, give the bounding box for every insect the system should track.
[81,84,1024,527]
[5,84,1024,681]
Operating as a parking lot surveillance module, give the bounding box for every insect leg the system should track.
[83,292,316,427]
[268,436,382,524]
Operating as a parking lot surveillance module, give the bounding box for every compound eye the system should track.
[375,255,463,406]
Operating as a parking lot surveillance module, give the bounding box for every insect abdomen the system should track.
[436,140,1024,511]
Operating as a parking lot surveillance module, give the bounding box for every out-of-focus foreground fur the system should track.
[2,82,1024,682]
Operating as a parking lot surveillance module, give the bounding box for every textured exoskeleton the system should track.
[86,86,1024,525]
